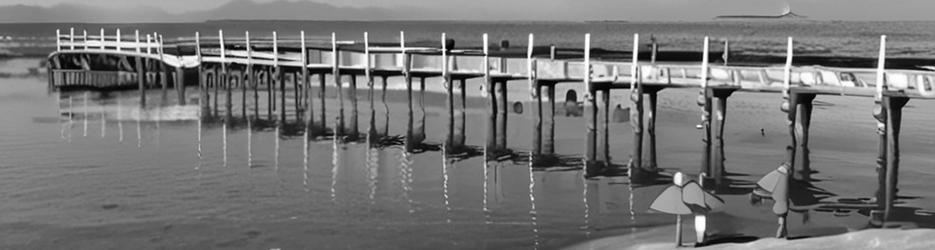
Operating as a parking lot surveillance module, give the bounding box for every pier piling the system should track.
[711,88,736,185]
[630,34,643,171]
[794,93,816,181]
[883,95,909,221]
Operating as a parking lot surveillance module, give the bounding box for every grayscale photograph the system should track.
[2,0,935,249]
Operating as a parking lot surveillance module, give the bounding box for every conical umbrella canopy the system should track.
[755,166,790,215]
[756,168,786,194]
[682,180,725,213]
[650,185,694,215]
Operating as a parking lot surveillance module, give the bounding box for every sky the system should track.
[2,0,935,21]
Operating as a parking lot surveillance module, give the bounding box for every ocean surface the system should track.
[2,21,935,249]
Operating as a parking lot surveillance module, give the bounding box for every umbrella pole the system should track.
[675,215,682,247]
[777,216,787,238]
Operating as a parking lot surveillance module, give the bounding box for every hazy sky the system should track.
[3,0,935,20]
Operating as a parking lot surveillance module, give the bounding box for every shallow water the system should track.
[3,54,935,249]
[8,21,935,58]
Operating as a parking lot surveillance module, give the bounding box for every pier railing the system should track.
[48,28,935,99]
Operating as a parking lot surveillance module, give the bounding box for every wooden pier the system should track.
[47,27,935,235]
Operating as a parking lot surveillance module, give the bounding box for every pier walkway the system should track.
[46,28,935,235]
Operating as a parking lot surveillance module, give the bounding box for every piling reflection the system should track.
[47,58,935,249]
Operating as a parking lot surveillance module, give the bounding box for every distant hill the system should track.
[0,3,173,23]
[0,0,404,23]
[181,0,396,21]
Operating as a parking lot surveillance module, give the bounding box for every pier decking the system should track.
[47,28,935,236]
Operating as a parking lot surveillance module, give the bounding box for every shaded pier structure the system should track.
[48,28,935,234]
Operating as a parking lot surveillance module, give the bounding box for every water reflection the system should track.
[43,68,935,249]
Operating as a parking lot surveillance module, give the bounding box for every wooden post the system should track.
[483,33,497,153]
[458,78,467,147]
[246,31,258,119]
[600,89,610,163]
[176,67,185,105]
[884,96,909,221]
[496,41,510,151]
[443,33,454,150]
[56,29,61,51]
[646,89,658,170]
[364,32,375,139]
[158,35,167,90]
[533,83,543,157]
[527,34,539,159]
[303,30,312,134]
[294,71,301,122]
[267,67,274,121]
[874,37,888,218]
[794,94,816,181]
[136,30,145,106]
[195,31,205,114]
[630,33,643,171]
[320,73,327,132]
[69,27,74,50]
[349,74,359,140]
[778,36,795,239]
[382,75,390,136]
[275,31,286,124]
[219,30,231,121]
[332,32,344,134]
[116,29,122,51]
[584,33,597,166]
[401,32,414,149]
[99,28,104,50]
[497,81,508,150]
[546,84,556,155]
[712,89,734,185]
[699,37,713,178]
[241,72,247,119]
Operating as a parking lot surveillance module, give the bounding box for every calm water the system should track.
[4,21,935,249]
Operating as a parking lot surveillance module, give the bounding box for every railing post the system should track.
[116,29,121,51]
[69,27,74,50]
[82,30,87,50]
[146,34,152,55]
[56,29,61,51]
[135,30,141,53]
[99,28,105,50]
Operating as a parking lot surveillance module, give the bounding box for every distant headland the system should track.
[715,5,806,20]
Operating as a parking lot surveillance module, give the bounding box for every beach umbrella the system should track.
[755,163,790,215]
[753,163,791,238]
[650,172,725,247]
[692,173,724,245]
